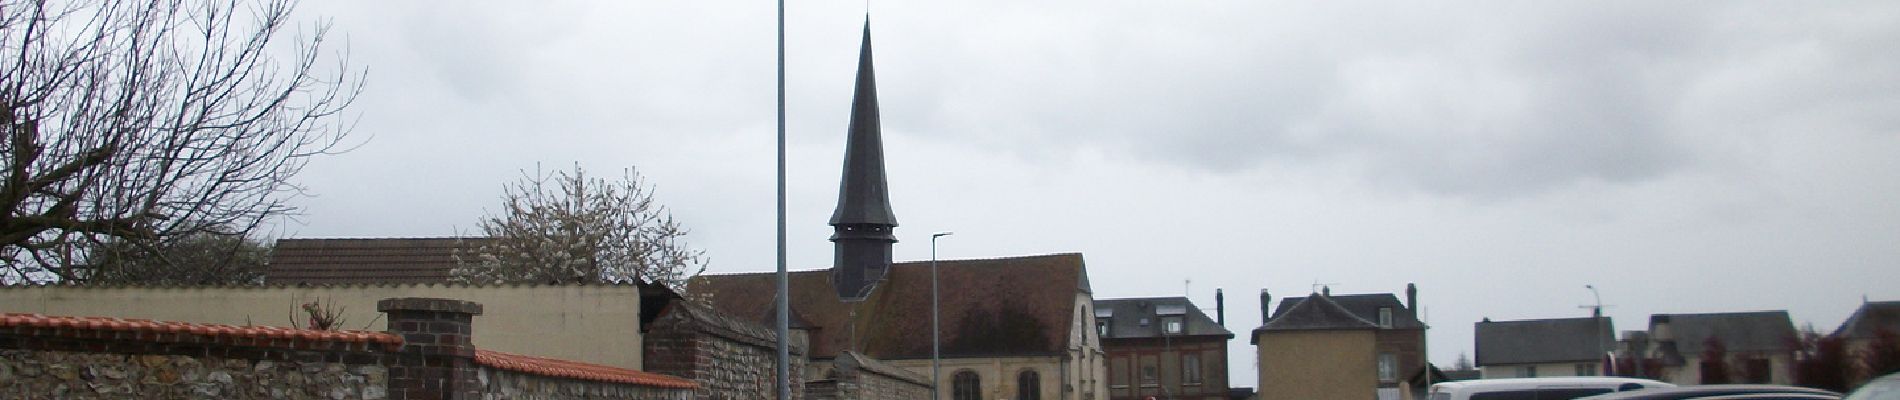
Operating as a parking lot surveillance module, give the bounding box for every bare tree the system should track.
[0,0,361,282]
[81,229,269,284]
[452,165,707,289]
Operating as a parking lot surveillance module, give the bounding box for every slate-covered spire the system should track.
[830,18,899,302]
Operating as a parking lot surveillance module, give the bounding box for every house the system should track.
[690,253,1107,400]
[1834,300,1900,385]
[265,237,492,284]
[1096,292,1235,400]
[1253,291,1382,400]
[1646,311,1797,385]
[1263,285,1429,399]
[1474,316,1615,378]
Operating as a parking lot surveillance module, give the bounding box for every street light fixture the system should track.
[1586,284,1605,375]
[931,231,954,400]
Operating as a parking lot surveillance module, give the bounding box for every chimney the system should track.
[1259,289,1272,324]
[1216,288,1226,326]
[1406,283,1418,311]
[1322,286,1331,297]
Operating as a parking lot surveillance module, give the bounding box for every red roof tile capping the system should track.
[475,350,697,389]
[0,313,403,347]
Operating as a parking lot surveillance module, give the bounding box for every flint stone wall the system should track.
[814,352,931,400]
[476,366,691,400]
[644,303,809,400]
[0,349,386,399]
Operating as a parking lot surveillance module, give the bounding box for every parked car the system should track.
[1573,385,1841,400]
[1692,394,1840,400]
[1430,377,1675,400]
[1846,372,1900,400]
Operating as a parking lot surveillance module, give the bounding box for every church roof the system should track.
[689,253,1090,360]
[828,19,897,227]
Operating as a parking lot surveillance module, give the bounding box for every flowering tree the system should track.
[452,165,705,289]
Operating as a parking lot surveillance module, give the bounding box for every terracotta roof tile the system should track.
[475,350,696,389]
[0,313,402,347]
[265,238,493,284]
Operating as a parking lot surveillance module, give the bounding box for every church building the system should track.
[690,19,1110,400]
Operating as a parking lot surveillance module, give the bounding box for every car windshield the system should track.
[1849,379,1900,400]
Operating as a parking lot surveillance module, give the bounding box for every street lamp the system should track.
[1586,284,1605,375]
[931,231,954,400]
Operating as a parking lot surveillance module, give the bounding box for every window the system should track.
[1524,365,1538,378]
[954,370,981,400]
[1140,359,1158,387]
[1017,370,1040,400]
[1183,353,1203,385]
[1097,319,1110,337]
[1378,307,1394,328]
[1576,362,1595,376]
[1164,316,1183,334]
[1109,357,1128,388]
[1378,353,1397,382]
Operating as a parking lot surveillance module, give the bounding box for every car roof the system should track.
[1575,385,1840,400]
[1434,377,1673,391]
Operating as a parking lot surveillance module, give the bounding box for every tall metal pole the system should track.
[773,0,790,397]
[931,231,953,400]
[1586,284,1603,376]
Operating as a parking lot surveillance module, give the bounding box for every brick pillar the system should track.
[380,297,484,400]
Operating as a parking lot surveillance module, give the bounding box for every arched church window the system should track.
[953,370,981,400]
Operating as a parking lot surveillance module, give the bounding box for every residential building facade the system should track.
[1264,285,1429,399]
[1645,311,1797,385]
[1474,316,1615,378]
[1096,295,1234,400]
[1254,292,1380,400]
[1834,300,1900,386]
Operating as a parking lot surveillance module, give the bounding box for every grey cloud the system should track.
[883,1,1900,198]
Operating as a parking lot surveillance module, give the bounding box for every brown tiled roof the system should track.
[0,313,401,348]
[476,349,697,389]
[266,238,493,284]
[690,253,1089,360]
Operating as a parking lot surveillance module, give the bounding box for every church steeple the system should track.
[830,18,898,302]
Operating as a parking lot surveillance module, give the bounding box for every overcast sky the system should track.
[280,1,1900,382]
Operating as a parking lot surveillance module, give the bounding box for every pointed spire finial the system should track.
[830,18,898,301]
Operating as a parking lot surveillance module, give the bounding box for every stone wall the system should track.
[475,367,691,400]
[0,350,387,399]
[644,303,809,400]
[1,297,695,400]
[810,351,931,400]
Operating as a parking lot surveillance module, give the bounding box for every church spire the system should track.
[830,18,898,302]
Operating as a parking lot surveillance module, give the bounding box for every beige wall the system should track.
[891,356,1063,400]
[884,291,1108,400]
[1258,330,1376,400]
[1479,362,1604,379]
[1664,353,1794,385]
[0,285,643,369]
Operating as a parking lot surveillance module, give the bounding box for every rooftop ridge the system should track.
[696,252,1087,278]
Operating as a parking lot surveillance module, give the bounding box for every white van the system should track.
[1429,377,1675,400]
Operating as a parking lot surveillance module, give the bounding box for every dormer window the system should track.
[1097,319,1110,337]
[1164,317,1183,334]
[1379,307,1393,328]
